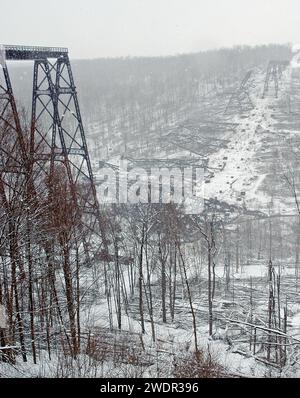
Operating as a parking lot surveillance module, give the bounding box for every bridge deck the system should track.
[1,45,68,60]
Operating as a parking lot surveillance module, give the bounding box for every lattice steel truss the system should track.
[0,45,107,261]
[262,60,289,99]
[164,121,233,157]
[225,70,254,114]
[0,52,29,224]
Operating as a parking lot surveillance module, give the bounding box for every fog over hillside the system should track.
[3,11,300,380]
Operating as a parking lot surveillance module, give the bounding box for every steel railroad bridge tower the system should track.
[0,45,107,259]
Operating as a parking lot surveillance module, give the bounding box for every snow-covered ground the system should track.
[201,51,300,213]
[3,51,300,380]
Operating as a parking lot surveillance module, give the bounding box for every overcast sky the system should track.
[0,0,299,58]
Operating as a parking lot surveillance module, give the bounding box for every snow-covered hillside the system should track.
[203,51,300,212]
[3,44,300,380]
